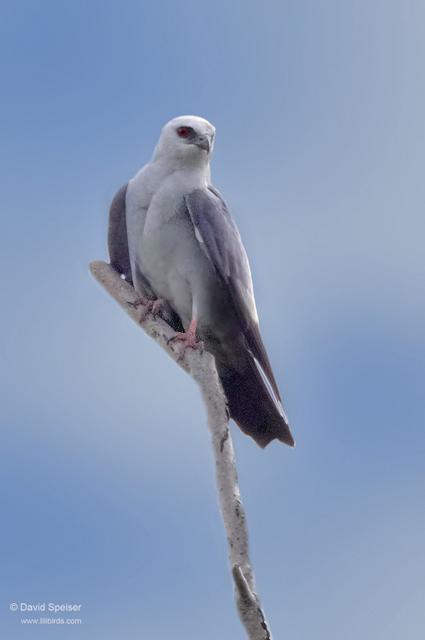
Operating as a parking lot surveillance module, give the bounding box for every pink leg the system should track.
[168,319,203,351]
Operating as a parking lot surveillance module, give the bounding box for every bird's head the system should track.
[153,115,215,166]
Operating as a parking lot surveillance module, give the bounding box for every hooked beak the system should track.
[193,134,211,152]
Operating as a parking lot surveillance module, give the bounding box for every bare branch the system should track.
[90,260,273,639]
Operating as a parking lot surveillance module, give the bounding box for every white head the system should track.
[153,115,216,166]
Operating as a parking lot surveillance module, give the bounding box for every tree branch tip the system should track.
[89,260,106,275]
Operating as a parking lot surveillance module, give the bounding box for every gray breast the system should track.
[137,201,214,328]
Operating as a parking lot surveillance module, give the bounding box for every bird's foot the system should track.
[169,331,202,349]
[168,320,203,357]
[127,296,166,323]
[127,296,150,310]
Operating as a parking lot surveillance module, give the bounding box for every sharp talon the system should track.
[176,350,186,364]
[127,297,166,323]
[127,297,149,309]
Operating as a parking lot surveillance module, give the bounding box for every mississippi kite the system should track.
[108,115,294,448]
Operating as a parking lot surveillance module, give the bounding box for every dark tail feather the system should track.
[216,355,295,449]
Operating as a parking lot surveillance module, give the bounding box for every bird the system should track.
[108,115,294,448]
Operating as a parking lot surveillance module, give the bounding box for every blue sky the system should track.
[0,1,424,638]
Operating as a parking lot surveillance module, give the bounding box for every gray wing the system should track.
[184,187,282,402]
[108,184,133,283]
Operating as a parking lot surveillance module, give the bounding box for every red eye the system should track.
[177,126,190,138]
